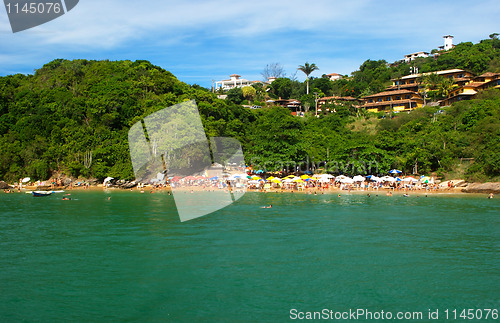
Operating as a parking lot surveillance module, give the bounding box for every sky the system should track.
[1,0,499,88]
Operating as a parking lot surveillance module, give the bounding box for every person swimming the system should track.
[488,193,494,199]
[261,205,272,208]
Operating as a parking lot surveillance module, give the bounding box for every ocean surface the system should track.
[0,191,499,322]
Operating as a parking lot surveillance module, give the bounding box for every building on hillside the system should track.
[442,72,500,105]
[270,99,302,115]
[404,51,430,63]
[325,73,343,81]
[360,90,424,113]
[439,35,454,51]
[215,74,261,91]
[387,69,475,92]
[318,96,360,106]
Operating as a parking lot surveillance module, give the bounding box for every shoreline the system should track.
[3,180,499,195]
[5,185,489,196]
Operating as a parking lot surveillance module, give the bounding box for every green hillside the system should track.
[0,49,499,183]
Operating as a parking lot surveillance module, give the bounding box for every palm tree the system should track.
[297,62,319,94]
[437,77,455,98]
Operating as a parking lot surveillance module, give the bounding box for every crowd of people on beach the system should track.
[2,172,496,199]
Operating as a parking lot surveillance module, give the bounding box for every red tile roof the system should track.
[361,98,422,108]
[362,90,420,99]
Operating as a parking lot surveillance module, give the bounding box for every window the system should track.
[409,80,415,84]
[396,96,401,100]
[405,95,411,99]
[377,98,382,102]
[386,97,392,101]
[368,99,373,103]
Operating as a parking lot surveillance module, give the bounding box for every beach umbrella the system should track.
[380,176,396,182]
[353,175,365,182]
[370,176,383,182]
[389,169,402,174]
[103,177,114,185]
[251,176,261,180]
[266,176,275,181]
[21,177,31,183]
[209,176,219,180]
[420,176,430,183]
[300,174,310,179]
[340,177,354,184]
[256,170,264,174]
[403,177,418,183]
[293,178,305,183]
[335,175,348,181]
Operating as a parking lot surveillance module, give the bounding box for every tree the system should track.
[297,62,319,95]
[242,86,256,102]
[437,77,455,98]
[261,63,286,81]
[270,78,293,99]
[226,87,244,104]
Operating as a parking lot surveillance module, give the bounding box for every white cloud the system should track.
[1,0,499,85]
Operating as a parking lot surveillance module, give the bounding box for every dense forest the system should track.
[0,36,499,183]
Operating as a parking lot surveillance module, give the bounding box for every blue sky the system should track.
[1,0,499,88]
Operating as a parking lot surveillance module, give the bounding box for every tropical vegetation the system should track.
[0,35,499,183]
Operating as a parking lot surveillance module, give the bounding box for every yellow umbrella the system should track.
[267,176,275,181]
[271,178,282,183]
[300,175,310,179]
[251,176,261,180]
[293,178,305,183]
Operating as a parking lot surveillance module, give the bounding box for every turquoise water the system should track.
[1,191,499,322]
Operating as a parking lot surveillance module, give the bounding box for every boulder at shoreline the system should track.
[462,182,500,194]
[0,181,12,189]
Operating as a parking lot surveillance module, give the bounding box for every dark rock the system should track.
[0,181,12,189]
[120,181,138,189]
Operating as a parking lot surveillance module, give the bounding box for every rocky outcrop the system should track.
[0,181,12,189]
[462,182,500,194]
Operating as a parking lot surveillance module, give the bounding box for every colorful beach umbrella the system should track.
[389,169,402,174]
